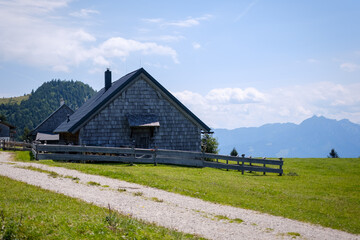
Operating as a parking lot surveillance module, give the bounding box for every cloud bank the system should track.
[0,0,178,72]
[174,82,360,129]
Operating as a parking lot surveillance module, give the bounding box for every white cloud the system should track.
[174,82,360,129]
[144,15,212,28]
[0,0,178,72]
[70,8,99,18]
[93,56,109,66]
[173,90,207,106]
[205,88,265,104]
[164,15,212,27]
[167,18,200,27]
[95,37,179,64]
[0,0,70,14]
[73,29,96,42]
[340,62,360,72]
[192,42,201,49]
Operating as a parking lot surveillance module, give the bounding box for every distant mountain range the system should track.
[214,116,360,158]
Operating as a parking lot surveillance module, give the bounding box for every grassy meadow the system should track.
[0,95,29,105]
[10,151,360,234]
[0,174,202,239]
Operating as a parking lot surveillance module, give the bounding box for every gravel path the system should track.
[0,152,358,240]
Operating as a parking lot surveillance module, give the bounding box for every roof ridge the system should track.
[31,104,74,133]
[54,68,210,133]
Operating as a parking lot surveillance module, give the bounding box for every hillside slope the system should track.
[214,116,360,158]
[0,95,30,105]
[0,79,95,139]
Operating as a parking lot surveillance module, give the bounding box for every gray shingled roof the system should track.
[31,104,74,135]
[54,68,211,133]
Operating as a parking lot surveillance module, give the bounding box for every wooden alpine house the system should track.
[54,68,210,151]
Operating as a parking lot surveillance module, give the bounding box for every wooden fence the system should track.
[0,140,32,151]
[31,144,283,175]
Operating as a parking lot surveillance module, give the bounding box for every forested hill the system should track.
[0,79,96,139]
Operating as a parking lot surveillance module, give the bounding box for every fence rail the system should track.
[0,140,32,151]
[31,144,283,175]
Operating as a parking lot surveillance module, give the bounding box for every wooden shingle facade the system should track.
[55,68,210,151]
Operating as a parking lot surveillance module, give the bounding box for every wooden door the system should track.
[131,127,151,148]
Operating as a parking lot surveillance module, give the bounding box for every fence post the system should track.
[241,155,244,175]
[247,155,253,173]
[35,144,38,160]
[131,146,135,166]
[226,159,229,171]
[279,157,283,176]
[263,163,266,175]
[153,148,157,166]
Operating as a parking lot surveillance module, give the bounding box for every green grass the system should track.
[12,151,33,161]
[11,151,360,234]
[287,232,301,237]
[150,197,164,203]
[0,95,30,105]
[87,181,101,186]
[213,215,243,223]
[17,165,61,178]
[64,175,80,181]
[133,191,144,197]
[0,175,203,239]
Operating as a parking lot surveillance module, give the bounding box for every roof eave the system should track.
[32,104,73,133]
[68,70,144,134]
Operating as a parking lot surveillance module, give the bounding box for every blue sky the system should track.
[0,0,360,129]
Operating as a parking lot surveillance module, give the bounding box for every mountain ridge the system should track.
[214,116,360,158]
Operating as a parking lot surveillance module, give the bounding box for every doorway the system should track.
[131,127,153,148]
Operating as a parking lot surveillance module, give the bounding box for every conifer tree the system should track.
[230,147,238,156]
[328,148,339,158]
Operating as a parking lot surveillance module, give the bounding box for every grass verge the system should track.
[0,94,29,105]
[0,175,203,239]
[10,151,360,234]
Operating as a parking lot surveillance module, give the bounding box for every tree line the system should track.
[0,79,95,140]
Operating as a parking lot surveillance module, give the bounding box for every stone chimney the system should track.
[60,98,64,106]
[105,68,112,91]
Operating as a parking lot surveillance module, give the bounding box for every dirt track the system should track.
[0,152,358,240]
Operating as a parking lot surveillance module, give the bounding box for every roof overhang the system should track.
[36,132,59,141]
[127,114,160,127]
